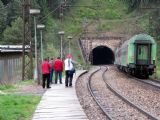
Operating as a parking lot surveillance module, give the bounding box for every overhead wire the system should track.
[39,4,62,23]
[39,0,72,23]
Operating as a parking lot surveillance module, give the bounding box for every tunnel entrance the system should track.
[90,46,115,65]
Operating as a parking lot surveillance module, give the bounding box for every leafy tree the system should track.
[122,0,159,11]
[3,17,23,44]
[1,0,10,5]
[0,0,7,38]
[31,0,40,8]
[6,0,22,25]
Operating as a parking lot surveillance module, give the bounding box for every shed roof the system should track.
[0,45,30,53]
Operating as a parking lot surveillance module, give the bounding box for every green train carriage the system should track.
[115,34,156,78]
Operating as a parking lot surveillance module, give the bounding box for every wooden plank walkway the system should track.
[32,70,88,120]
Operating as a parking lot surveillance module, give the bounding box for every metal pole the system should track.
[22,0,33,80]
[60,35,63,60]
[69,38,70,54]
[22,0,26,80]
[34,16,38,80]
[40,30,43,62]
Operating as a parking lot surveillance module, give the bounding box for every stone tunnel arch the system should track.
[89,46,115,65]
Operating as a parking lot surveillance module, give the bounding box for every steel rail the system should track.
[103,67,159,120]
[119,69,160,89]
[87,66,113,120]
[135,77,160,89]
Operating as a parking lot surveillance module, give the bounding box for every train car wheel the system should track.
[129,69,132,75]
[132,69,135,76]
[144,74,149,79]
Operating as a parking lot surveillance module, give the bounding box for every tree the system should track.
[3,17,23,44]
[1,0,11,5]
[0,0,7,38]
[122,0,159,11]
[6,0,22,25]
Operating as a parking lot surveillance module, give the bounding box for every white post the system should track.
[60,35,63,60]
[37,24,45,63]
[69,38,70,54]
[34,16,38,80]
[29,9,40,82]
[40,30,43,62]
[58,31,64,60]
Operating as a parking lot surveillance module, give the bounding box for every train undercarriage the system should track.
[117,64,155,79]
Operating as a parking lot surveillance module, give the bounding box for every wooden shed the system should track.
[0,45,25,84]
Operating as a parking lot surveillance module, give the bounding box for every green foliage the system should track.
[0,95,40,120]
[76,8,97,19]
[99,23,112,30]
[121,0,159,11]
[43,15,59,58]
[0,85,15,91]
[31,0,41,8]
[6,0,22,25]
[104,9,122,19]
[3,17,23,44]
[0,0,7,37]
[0,80,34,93]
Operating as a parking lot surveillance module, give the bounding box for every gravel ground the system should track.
[2,82,46,96]
[15,84,46,95]
[105,65,160,118]
[76,67,108,120]
[90,67,150,120]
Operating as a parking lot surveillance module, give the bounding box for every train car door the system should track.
[136,44,151,65]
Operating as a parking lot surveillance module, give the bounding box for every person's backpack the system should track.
[68,68,75,75]
[71,67,75,74]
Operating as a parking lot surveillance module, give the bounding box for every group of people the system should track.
[41,54,76,89]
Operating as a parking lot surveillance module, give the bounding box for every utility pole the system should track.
[60,0,64,25]
[22,0,33,80]
[59,0,64,60]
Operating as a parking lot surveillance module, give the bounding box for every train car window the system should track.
[138,47,141,54]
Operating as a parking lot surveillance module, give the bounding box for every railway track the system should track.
[119,69,160,89]
[135,77,160,89]
[87,67,112,120]
[87,66,158,120]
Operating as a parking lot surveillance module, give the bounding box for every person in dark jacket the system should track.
[49,58,54,84]
[41,58,51,88]
[53,57,63,84]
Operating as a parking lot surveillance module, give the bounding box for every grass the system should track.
[0,95,41,120]
[156,70,160,79]
[0,80,42,120]
[156,63,160,79]
[0,80,35,93]
[0,85,16,91]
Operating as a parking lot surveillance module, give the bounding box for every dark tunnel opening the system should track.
[90,46,115,65]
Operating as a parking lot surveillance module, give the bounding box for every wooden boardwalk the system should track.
[32,70,88,120]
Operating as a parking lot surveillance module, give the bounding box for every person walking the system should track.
[64,54,75,87]
[49,58,54,84]
[41,58,51,89]
[53,57,63,84]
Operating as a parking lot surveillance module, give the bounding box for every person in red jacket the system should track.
[41,58,51,88]
[53,57,63,84]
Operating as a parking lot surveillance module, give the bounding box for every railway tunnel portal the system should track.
[79,35,122,65]
[90,46,115,65]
